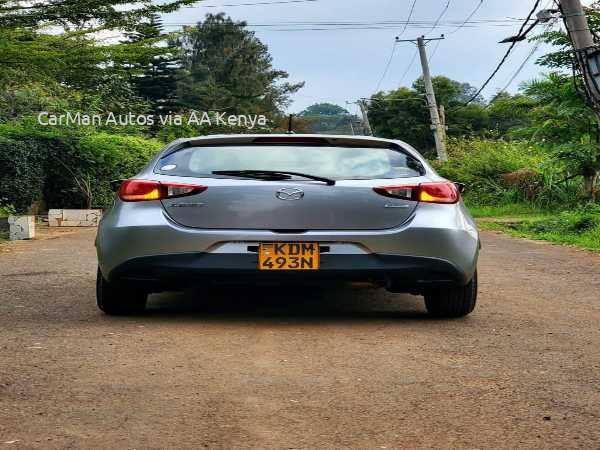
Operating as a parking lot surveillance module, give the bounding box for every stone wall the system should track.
[48,209,102,227]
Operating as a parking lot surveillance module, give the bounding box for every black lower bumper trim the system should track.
[108,252,469,292]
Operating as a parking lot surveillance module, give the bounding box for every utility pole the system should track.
[346,100,373,136]
[438,104,447,140]
[397,35,447,161]
[357,99,373,136]
[557,0,600,198]
[559,0,600,102]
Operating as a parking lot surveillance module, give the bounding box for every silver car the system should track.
[96,134,479,317]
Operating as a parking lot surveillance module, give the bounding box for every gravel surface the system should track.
[1,228,599,449]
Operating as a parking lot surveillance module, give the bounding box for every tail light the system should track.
[119,180,207,202]
[373,182,459,204]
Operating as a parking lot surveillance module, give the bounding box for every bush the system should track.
[0,136,46,213]
[0,123,163,210]
[433,138,580,207]
[0,199,16,217]
[44,133,163,208]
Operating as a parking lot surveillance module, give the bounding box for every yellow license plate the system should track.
[258,242,320,270]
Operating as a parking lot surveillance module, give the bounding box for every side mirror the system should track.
[110,179,124,192]
[454,182,467,194]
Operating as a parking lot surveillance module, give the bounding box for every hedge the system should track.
[0,129,163,212]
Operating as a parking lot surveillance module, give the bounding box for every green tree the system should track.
[176,13,304,116]
[299,103,349,116]
[0,0,199,30]
[521,73,599,200]
[368,76,491,154]
[126,14,182,117]
[487,92,534,136]
[368,87,431,151]
[296,103,358,134]
[0,1,195,117]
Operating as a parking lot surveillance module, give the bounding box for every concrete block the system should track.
[84,211,102,225]
[63,209,85,221]
[48,218,61,227]
[48,209,63,227]
[47,209,102,227]
[8,215,35,240]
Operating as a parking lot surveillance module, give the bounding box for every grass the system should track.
[466,202,551,219]
[473,204,600,252]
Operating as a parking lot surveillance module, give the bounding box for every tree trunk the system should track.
[583,169,599,202]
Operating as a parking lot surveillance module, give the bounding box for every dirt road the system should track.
[1,228,599,449]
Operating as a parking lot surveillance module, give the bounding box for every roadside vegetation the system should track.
[477,206,600,252]
[435,137,600,251]
[433,137,600,251]
[364,5,600,252]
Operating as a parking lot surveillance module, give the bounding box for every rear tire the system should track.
[96,267,147,315]
[424,271,477,318]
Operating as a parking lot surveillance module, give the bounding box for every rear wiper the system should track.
[212,170,336,185]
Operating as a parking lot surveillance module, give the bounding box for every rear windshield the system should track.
[156,145,424,179]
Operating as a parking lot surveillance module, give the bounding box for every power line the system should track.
[429,0,484,62]
[463,0,543,105]
[492,18,557,101]
[184,0,318,8]
[375,43,400,92]
[429,40,441,62]
[424,0,451,35]
[398,0,419,37]
[388,0,450,88]
[163,24,528,32]
[162,18,533,32]
[399,49,419,86]
[446,0,484,34]
[166,19,529,26]
[367,95,426,103]
[374,0,418,92]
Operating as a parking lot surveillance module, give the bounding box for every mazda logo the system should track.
[275,187,304,201]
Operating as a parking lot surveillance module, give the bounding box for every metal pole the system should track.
[416,36,448,161]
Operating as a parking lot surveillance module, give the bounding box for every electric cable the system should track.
[463,0,543,105]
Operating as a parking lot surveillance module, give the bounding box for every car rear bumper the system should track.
[96,200,480,292]
[107,252,470,293]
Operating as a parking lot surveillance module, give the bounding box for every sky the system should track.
[162,0,589,114]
